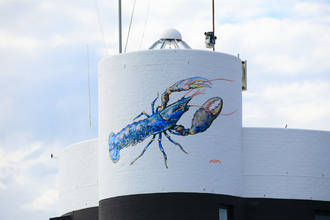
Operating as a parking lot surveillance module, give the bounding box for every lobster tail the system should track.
[109,132,120,163]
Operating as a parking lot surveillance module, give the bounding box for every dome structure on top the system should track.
[160,28,182,40]
[149,28,191,50]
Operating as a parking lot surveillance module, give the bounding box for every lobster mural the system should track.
[108,77,234,168]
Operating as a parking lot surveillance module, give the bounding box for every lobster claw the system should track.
[159,77,212,111]
[188,97,223,135]
[171,77,212,91]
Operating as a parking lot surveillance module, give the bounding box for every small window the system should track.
[315,211,330,220]
[219,206,229,220]
[316,215,330,220]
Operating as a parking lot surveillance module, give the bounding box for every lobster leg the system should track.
[164,131,188,154]
[158,133,168,168]
[130,134,156,165]
[133,93,159,121]
[152,92,159,114]
[133,111,150,121]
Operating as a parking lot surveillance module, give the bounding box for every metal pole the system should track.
[212,0,215,52]
[118,0,122,53]
[87,45,92,139]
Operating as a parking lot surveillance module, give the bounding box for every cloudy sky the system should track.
[0,0,329,219]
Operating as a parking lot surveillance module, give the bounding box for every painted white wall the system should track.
[59,139,99,215]
[58,49,330,212]
[98,49,243,200]
[242,127,330,201]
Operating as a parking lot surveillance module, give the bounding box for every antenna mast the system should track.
[212,0,215,51]
[87,45,92,139]
[118,0,122,53]
[51,122,53,158]
[204,0,217,50]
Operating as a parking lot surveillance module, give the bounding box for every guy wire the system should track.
[124,0,136,53]
[94,0,108,56]
[140,0,151,50]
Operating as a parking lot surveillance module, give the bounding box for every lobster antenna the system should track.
[184,78,235,98]
[220,109,238,116]
[189,104,204,109]
[87,45,92,139]
[190,89,206,98]
[184,86,208,98]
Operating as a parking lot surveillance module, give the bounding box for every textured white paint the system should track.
[242,127,330,201]
[58,49,330,215]
[98,49,243,200]
[59,139,98,215]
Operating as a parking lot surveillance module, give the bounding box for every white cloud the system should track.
[0,96,15,127]
[219,16,330,77]
[265,81,330,126]
[0,0,330,219]
[0,29,40,50]
[293,1,330,19]
[0,141,41,184]
[0,181,6,189]
[22,189,58,211]
[243,80,330,131]
[0,137,59,218]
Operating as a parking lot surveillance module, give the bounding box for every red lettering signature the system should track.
[209,159,221,163]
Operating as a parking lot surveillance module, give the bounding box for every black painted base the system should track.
[99,193,244,220]
[99,193,330,220]
[245,197,330,220]
[51,206,99,220]
[50,193,330,220]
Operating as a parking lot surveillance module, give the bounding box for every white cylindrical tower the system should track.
[98,47,242,219]
[51,29,330,220]
[59,139,98,216]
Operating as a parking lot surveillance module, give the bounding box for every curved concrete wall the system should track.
[59,139,99,215]
[242,127,330,201]
[98,49,242,200]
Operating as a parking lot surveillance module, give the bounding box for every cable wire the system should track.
[124,0,136,53]
[94,0,108,56]
[139,0,151,50]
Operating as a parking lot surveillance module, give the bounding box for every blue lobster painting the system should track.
[108,77,234,168]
